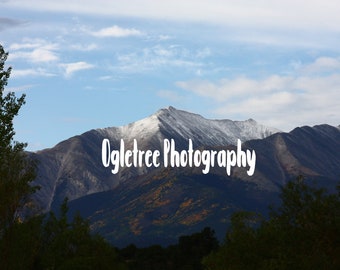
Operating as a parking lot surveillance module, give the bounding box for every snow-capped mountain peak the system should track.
[97,106,279,146]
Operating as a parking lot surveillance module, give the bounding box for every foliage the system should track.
[119,227,219,270]
[202,176,340,270]
[0,44,37,233]
[0,215,43,269]
[38,198,126,269]
[0,198,127,269]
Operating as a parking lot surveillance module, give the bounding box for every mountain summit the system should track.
[97,106,279,146]
[31,107,278,212]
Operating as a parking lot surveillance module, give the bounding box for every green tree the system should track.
[202,212,263,270]
[0,215,43,269]
[38,198,127,270]
[0,44,37,233]
[119,227,219,270]
[174,227,219,270]
[203,177,340,270]
[0,198,127,269]
[0,44,126,269]
[0,44,38,269]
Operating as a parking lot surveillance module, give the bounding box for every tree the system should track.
[203,177,340,270]
[119,227,219,270]
[0,44,37,269]
[37,198,127,270]
[0,198,127,269]
[0,44,126,269]
[0,44,37,233]
[175,227,219,269]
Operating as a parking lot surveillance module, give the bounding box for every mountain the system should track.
[98,106,279,145]
[30,106,279,212]
[66,124,340,247]
[28,107,340,247]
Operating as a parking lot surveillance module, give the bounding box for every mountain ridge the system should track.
[30,106,279,213]
[96,106,280,146]
[28,107,340,247]
[65,123,340,247]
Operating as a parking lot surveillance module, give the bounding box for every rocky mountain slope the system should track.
[30,106,279,212]
[67,124,340,247]
[28,107,340,247]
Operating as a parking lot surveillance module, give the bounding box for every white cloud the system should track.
[91,25,142,38]
[70,43,98,51]
[3,1,340,49]
[9,39,59,63]
[60,61,94,78]
[10,48,58,62]
[30,47,58,62]
[176,75,294,101]
[114,45,204,73]
[158,35,172,41]
[4,0,340,34]
[176,57,340,130]
[11,69,37,78]
[9,42,39,50]
[11,68,55,78]
[301,57,340,74]
[99,75,113,81]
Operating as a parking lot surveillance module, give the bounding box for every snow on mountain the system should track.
[97,106,280,147]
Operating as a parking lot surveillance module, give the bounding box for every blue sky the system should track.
[1,0,340,151]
